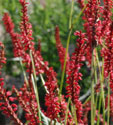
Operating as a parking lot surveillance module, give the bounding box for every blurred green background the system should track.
[0,0,90,95]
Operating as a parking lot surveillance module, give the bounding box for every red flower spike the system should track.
[13,84,41,124]
[55,26,70,73]
[81,0,103,66]
[101,22,113,91]
[44,66,60,120]
[66,31,87,123]
[19,0,34,52]
[0,44,22,124]
[2,13,14,34]
[0,86,22,124]
[2,14,24,58]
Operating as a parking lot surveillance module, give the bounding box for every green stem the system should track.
[93,53,98,121]
[71,102,78,125]
[64,98,71,125]
[40,74,48,93]
[31,74,42,125]
[97,95,102,125]
[69,0,74,29]
[96,49,105,124]
[59,3,86,96]
[91,80,94,125]
[30,50,37,82]
[91,52,95,125]
[107,77,110,125]
[59,29,72,96]
[94,94,98,120]
[72,5,86,28]
[83,96,91,106]
[19,59,29,87]
[30,51,42,125]
[59,0,74,96]
[101,58,105,125]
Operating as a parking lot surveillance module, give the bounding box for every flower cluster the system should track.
[0,85,22,125]
[100,1,113,114]
[2,13,23,57]
[0,42,22,125]
[55,26,70,73]
[66,31,87,123]
[82,0,102,65]
[13,84,40,124]
[19,0,34,52]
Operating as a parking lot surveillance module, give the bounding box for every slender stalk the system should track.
[94,94,98,119]
[69,0,74,29]
[101,58,105,125]
[97,95,102,125]
[72,5,86,28]
[91,51,95,125]
[107,77,110,125]
[30,50,42,125]
[31,74,42,125]
[83,96,91,106]
[19,59,29,87]
[94,51,98,84]
[59,0,74,96]
[93,51,98,120]
[64,98,71,125]
[71,102,78,125]
[40,74,48,93]
[59,29,72,95]
[95,49,105,124]
[95,49,101,74]
[91,80,94,125]
[59,3,86,96]
[30,50,37,82]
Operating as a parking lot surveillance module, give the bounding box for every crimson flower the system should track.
[55,26,70,73]
[66,31,87,123]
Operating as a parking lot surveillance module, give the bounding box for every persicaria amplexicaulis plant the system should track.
[0,0,113,124]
